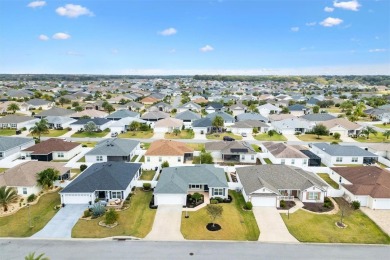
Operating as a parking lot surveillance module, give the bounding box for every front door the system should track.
[291,190,298,197]
[204,185,209,192]
[98,191,106,199]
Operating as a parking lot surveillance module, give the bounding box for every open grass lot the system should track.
[140,170,156,181]
[206,132,243,140]
[76,141,97,147]
[374,124,390,129]
[119,130,154,139]
[281,198,390,244]
[165,130,194,139]
[71,131,109,138]
[29,129,69,137]
[354,133,390,143]
[254,133,287,141]
[317,173,339,189]
[186,143,205,151]
[72,190,156,238]
[324,107,342,113]
[297,134,336,142]
[181,191,260,241]
[0,192,60,237]
[0,129,17,136]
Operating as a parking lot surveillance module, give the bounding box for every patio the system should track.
[185,191,210,212]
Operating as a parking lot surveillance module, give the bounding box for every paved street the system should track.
[1,239,389,259]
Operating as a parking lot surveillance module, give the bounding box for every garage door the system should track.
[62,193,91,204]
[373,199,390,210]
[251,196,276,207]
[155,194,186,205]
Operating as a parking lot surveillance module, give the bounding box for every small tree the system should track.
[212,116,224,133]
[29,119,49,142]
[267,129,275,137]
[312,105,320,114]
[7,103,20,114]
[72,101,80,107]
[105,208,119,224]
[384,130,390,140]
[105,104,115,114]
[206,204,223,227]
[281,107,290,114]
[0,186,18,212]
[312,124,329,139]
[84,121,97,133]
[80,164,88,172]
[129,121,140,131]
[172,128,181,136]
[192,192,203,203]
[161,161,169,168]
[74,106,83,112]
[199,151,214,164]
[333,132,341,140]
[36,168,59,190]
[362,126,377,140]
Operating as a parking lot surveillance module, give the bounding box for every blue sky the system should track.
[0,0,389,75]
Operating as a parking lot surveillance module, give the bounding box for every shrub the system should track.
[91,203,106,217]
[331,141,339,145]
[161,161,169,168]
[324,197,331,203]
[21,127,27,131]
[83,209,91,218]
[210,199,218,204]
[143,183,151,190]
[27,194,36,203]
[294,131,301,136]
[105,208,119,224]
[82,144,87,147]
[333,132,341,140]
[279,200,286,208]
[213,197,224,203]
[80,164,88,172]
[66,127,72,131]
[324,201,332,208]
[351,200,360,210]
[104,128,110,132]
[244,201,253,210]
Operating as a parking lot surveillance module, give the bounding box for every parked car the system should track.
[241,133,247,137]
[223,136,235,141]
[111,132,118,137]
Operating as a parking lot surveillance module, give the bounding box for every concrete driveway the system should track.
[253,207,298,243]
[32,204,87,238]
[152,132,166,140]
[194,132,207,140]
[360,207,390,236]
[145,205,184,241]
[284,134,301,142]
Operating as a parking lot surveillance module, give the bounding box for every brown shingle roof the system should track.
[145,140,193,156]
[23,138,80,154]
[331,166,390,198]
[322,118,362,130]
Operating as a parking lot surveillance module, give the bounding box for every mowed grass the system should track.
[297,134,336,142]
[281,198,390,244]
[0,192,60,237]
[251,144,261,152]
[206,132,243,140]
[71,131,109,138]
[374,124,390,129]
[119,130,154,139]
[0,129,17,136]
[186,143,205,151]
[181,191,259,241]
[317,173,339,189]
[76,141,97,147]
[29,129,69,137]
[140,170,156,181]
[72,189,156,238]
[165,130,194,139]
[264,158,273,164]
[254,133,287,141]
[354,133,390,143]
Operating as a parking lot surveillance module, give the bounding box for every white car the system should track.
[241,133,247,137]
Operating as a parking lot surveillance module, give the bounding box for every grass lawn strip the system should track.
[29,129,69,137]
[72,189,156,238]
[254,133,287,141]
[71,131,109,138]
[373,124,390,129]
[140,170,156,181]
[0,129,17,136]
[76,141,97,147]
[180,191,259,241]
[165,130,194,139]
[186,143,205,151]
[264,158,273,164]
[297,134,336,142]
[118,131,154,139]
[131,155,138,162]
[354,133,390,143]
[317,173,339,189]
[0,192,60,237]
[206,132,243,140]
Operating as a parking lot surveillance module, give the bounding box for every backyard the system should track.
[0,192,61,237]
[206,132,243,141]
[140,170,156,181]
[354,133,390,143]
[317,173,339,189]
[76,141,97,147]
[72,189,156,238]
[181,191,260,241]
[186,143,205,151]
[374,124,390,129]
[254,133,287,141]
[165,130,194,139]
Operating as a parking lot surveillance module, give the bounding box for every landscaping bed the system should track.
[277,200,296,210]
[303,202,334,213]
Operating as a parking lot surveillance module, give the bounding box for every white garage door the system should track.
[155,194,186,205]
[373,199,390,210]
[251,196,276,207]
[62,193,91,204]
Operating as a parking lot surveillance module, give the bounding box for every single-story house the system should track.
[311,143,378,166]
[260,142,309,167]
[0,136,35,160]
[0,161,71,196]
[288,104,309,117]
[175,110,201,129]
[149,102,172,113]
[85,138,140,163]
[257,103,281,117]
[140,111,170,122]
[365,143,390,160]
[177,101,201,113]
[144,140,194,169]
[154,165,229,206]
[69,110,108,119]
[45,116,77,129]
[205,141,257,164]
[0,115,39,130]
[109,117,148,134]
[205,102,224,114]
[154,118,183,133]
[192,117,213,134]
[321,118,363,137]
[329,166,390,209]
[26,99,55,110]
[230,120,269,135]
[206,111,235,126]
[271,118,312,135]
[237,165,328,207]
[34,107,75,118]
[21,138,82,161]
[229,103,247,116]
[300,113,336,124]
[60,162,142,204]
[70,118,112,132]
[140,96,159,105]
[105,109,140,121]
[236,112,268,122]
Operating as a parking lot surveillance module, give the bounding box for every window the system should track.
[0,152,3,158]
[352,157,358,162]
[213,188,224,196]
[241,154,245,160]
[23,188,27,195]
[147,157,150,162]
[336,157,343,163]
[251,155,255,160]
[57,152,64,158]
[291,159,295,165]
[303,159,307,165]
[10,123,17,128]
[159,157,162,162]
[190,184,200,189]
[96,155,103,162]
[281,159,285,165]
[308,192,319,200]
[178,157,181,162]
[111,191,122,199]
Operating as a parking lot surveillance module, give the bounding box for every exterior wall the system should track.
[209,187,228,199]
[231,127,252,135]
[300,186,325,203]
[143,155,185,169]
[2,139,35,159]
[232,109,245,116]
[290,111,305,117]
[15,185,41,196]
[61,192,93,204]
[52,145,82,160]
[85,155,108,163]
[260,145,309,167]
[371,198,390,210]
[329,126,349,137]
[193,127,210,134]
[239,154,257,163]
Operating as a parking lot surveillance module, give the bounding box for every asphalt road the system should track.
[1,239,389,260]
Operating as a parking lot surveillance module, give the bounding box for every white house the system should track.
[260,142,309,167]
[0,137,35,161]
[230,120,269,135]
[85,138,140,163]
[205,141,257,164]
[70,118,113,132]
[271,118,312,135]
[153,118,183,133]
[321,118,363,137]
[0,115,39,130]
[258,103,281,118]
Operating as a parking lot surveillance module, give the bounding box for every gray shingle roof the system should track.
[154,165,228,194]
[35,107,74,117]
[106,109,139,119]
[0,115,36,123]
[140,111,169,120]
[61,162,141,193]
[45,116,76,125]
[0,136,34,151]
[300,113,336,122]
[205,141,256,154]
[175,110,201,121]
[206,111,235,122]
[86,138,139,156]
[312,143,378,157]
[192,117,212,127]
[232,120,268,128]
[26,99,52,106]
[71,118,110,126]
[236,113,268,122]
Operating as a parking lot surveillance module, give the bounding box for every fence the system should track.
[326,187,344,197]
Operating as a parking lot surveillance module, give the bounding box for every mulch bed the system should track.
[206,223,221,231]
[303,202,334,213]
[277,201,296,210]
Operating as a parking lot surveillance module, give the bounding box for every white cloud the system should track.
[291,27,299,32]
[320,17,343,27]
[52,32,71,40]
[27,1,46,8]
[305,22,316,26]
[158,28,177,36]
[38,34,49,41]
[369,49,387,53]
[200,45,214,52]
[56,4,94,18]
[324,6,334,12]
[333,1,361,11]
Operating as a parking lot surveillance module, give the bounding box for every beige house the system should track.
[153,118,183,133]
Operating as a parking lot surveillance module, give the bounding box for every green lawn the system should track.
[0,168,9,173]
[141,143,151,149]
[29,129,69,137]
[140,170,156,181]
[264,158,273,164]
[181,191,260,241]
[324,107,342,113]
[71,131,109,138]
[354,133,390,143]
[374,124,390,129]
[130,155,138,162]
[254,133,287,141]
[72,189,156,238]
[0,192,60,237]
[76,141,97,147]
[297,134,336,142]
[0,129,17,136]
[251,144,261,152]
[118,130,154,139]
[71,169,81,179]
[281,198,390,244]
[317,173,339,189]
[77,156,86,163]
[186,143,205,151]
[206,132,243,140]
[165,130,194,139]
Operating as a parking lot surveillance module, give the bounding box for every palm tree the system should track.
[0,186,18,212]
[29,119,49,142]
[362,126,377,140]
[353,102,366,117]
[36,168,60,190]
[25,252,49,260]
[383,130,390,139]
[212,116,224,133]
[7,103,20,114]
[172,128,181,136]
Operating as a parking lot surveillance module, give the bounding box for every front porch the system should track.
[94,190,125,206]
